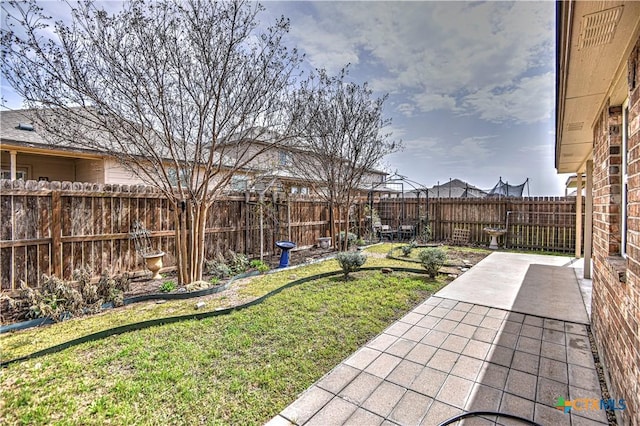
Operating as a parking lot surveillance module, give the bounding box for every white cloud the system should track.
[274,1,554,123]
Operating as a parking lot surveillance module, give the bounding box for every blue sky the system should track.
[1,1,569,194]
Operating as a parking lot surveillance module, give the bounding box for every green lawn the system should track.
[1,259,445,425]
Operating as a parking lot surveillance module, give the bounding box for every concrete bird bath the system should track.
[484,227,507,250]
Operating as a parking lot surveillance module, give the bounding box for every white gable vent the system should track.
[578,6,623,49]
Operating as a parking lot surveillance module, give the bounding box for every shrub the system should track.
[418,248,447,278]
[227,250,249,274]
[249,259,270,274]
[336,252,367,280]
[336,231,357,247]
[401,241,417,257]
[159,281,176,293]
[355,238,366,247]
[204,260,232,279]
[209,277,220,286]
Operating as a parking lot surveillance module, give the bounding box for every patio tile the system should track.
[541,340,567,362]
[428,307,452,318]
[486,308,508,319]
[516,336,541,355]
[499,393,535,423]
[344,347,381,370]
[569,386,610,423]
[505,369,537,400]
[469,305,490,315]
[500,320,523,335]
[461,312,484,326]
[510,350,540,375]
[539,357,568,384]
[486,345,514,367]
[403,325,431,342]
[305,397,358,426]
[316,364,361,394]
[568,364,600,392]
[433,318,459,333]
[479,316,503,330]
[388,390,433,425]
[523,315,544,327]
[543,318,565,331]
[571,413,610,425]
[420,401,463,426]
[505,312,525,323]
[452,323,477,338]
[410,366,448,398]
[565,322,588,336]
[364,353,402,379]
[441,334,469,352]
[566,333,590,350]
[520,324,543,340]
[421,330,449,348]
[385,321,413,337]
[387,359,424,388]
[367,333,398,352]
[536,377,568,408]
[461,339,491,360]
[339,372,383,405]
[424,296,442,306]
[567,346,595,368]
[477,361,509,390]
[400,311,426,325]
[465,382,503,412]
[343,408,384,426]
[472,327,497,343]
[438,298,458,309]
[426,348,459,373]
[281,386,333,425]
[450,355,484,381]
[453,301,474,312]
[436,375,474,409]
[413,302,436,316]
[493,331,518,349]
[386,338,417,358]
[406,342,438,365]
[534,402,571,426]
[417,315,440,329]
[361,381,406,418]
[264,415,294,426]
[542,328,566,345]
[444,309,467,322]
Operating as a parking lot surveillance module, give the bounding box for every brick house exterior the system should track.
[557,2,640,424]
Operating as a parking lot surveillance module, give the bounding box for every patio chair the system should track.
[398,224,415,241]
[379,224,395,241]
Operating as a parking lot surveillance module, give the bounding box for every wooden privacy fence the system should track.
[1,179,582,291]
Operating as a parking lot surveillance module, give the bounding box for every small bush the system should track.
[336,252,367,280]
[159,281,176,293]
[418,248,447,278]
[210,277,220,286]
[249,259,270,274]
[355,238,366,247]
[336,231,357,247]
[401,241,417,257]
[227,250,249,274]
[204,260,232,279]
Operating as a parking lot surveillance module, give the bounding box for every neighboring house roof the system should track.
[421,179,487,198]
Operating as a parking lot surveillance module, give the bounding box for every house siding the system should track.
[0,152,77,182]
[591,37,640,426]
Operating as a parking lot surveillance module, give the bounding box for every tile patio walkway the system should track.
[268,254,609,426]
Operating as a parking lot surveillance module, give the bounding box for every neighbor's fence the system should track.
[0,179,583,291]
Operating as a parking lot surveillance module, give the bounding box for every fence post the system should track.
[51,190,62,278]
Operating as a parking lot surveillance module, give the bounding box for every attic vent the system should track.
[578,6,623,49]
[567,122,584,131]
[16,123,34,131]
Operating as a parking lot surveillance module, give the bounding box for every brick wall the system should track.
[591,37,640,426]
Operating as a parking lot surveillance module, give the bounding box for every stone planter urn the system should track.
[143,251,165,279]
[318,237,331,249]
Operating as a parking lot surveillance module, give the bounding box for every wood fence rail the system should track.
[0,180,582,291]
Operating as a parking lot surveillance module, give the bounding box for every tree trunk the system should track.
[173,199,209,285]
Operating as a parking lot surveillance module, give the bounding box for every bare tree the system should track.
[290,69,400,250]
[1,0,303,284]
